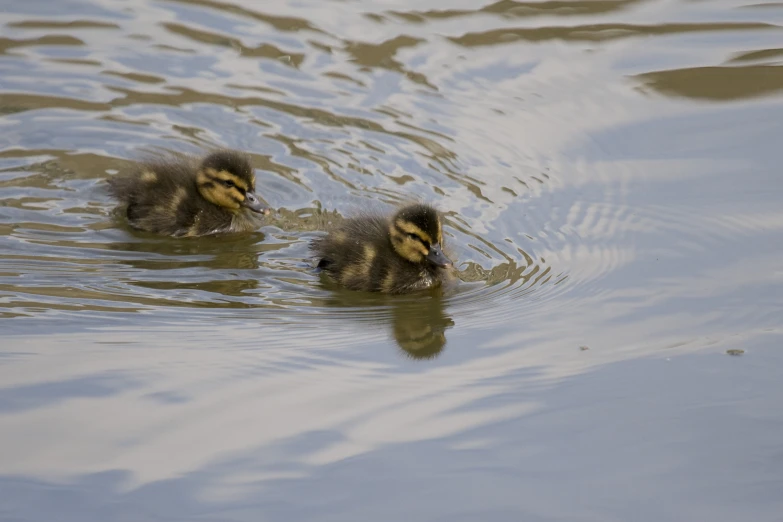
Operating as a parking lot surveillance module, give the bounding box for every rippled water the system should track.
[2,0,783,520]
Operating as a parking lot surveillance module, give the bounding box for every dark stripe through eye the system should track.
[406,232,429,247]
[394,225,428,246]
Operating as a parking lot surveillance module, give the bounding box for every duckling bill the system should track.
[311,204,454,294]
[107,149,270,237]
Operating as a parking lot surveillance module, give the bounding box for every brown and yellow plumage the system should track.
[107,149,270,237]
[311,204,454,294]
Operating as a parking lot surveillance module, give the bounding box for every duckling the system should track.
[311,203,454,294]
[107,149,270,237]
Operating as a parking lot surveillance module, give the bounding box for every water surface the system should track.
[1,0,783,520]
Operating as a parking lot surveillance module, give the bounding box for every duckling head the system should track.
[389,204,452,269]
[196,150,270,215]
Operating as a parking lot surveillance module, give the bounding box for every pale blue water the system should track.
[1,0,782,520]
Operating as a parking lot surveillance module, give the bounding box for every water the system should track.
[1,0,782,520]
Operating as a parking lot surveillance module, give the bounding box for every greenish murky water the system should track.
[1,1,782,520]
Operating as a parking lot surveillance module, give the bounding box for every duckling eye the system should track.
[222,179,235,188]
[407,233,419,241]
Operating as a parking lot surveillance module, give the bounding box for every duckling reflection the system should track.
[107,149,270,237]
[319,289,454,360]
[311,203,454,294]
[101,232,284,301]
[103,231,273,270]
[391,296,454,360]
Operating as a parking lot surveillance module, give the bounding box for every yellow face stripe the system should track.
[229,188,245,202]
[204,168,250,192]
[395,219,433,244]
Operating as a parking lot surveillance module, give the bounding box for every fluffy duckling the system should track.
[311,203,453,294]
[107,150,270,237]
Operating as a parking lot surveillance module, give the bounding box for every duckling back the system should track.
[108,159,192,236]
